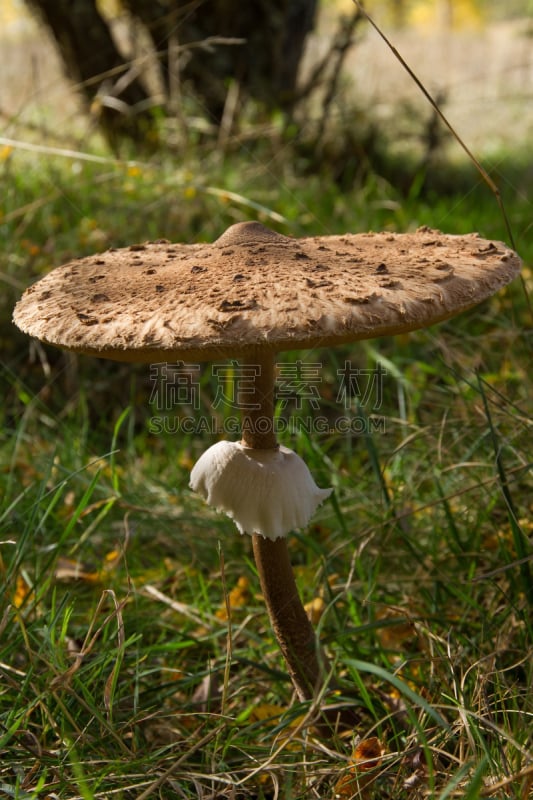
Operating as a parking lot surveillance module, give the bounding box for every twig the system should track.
[351,0,517,252]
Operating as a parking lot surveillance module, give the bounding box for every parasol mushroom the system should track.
[13,221,521,725]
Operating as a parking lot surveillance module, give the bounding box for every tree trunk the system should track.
[26,0,156,148]
[154,0,318,121]
[26,0,318,141]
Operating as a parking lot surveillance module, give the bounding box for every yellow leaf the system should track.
[376,608,417,652]
[305,596,325,624]
[216,576,251,620]
[103,549,121,568]
[250,703,286,722]
[13,574,33,608]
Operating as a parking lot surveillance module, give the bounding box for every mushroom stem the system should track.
[239,350,277,450]
[253,529,361,735]
[252,533,326,702]
[238,351,329,702]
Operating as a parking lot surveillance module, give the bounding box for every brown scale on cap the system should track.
[13,221,520,363]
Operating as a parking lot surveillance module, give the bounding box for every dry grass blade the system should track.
[141,584,223,628]
[49,589,127,691]
[0,135,144,168]
[135,725,226,800]
[478,763,533,798]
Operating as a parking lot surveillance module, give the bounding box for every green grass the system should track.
[1,121,532,799]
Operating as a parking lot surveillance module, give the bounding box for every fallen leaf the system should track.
[13,574,33,608]
[305,596,326,624]
[191,673,221,713]
[216,576,251,620]
[54,557,100,583]
[333,737,383,799]
[352,737,383,769]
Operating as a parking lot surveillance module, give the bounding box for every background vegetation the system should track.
[1,0,531,797]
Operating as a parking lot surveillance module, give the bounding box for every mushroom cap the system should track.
[13,221,521,363]
[190,440,332,539]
